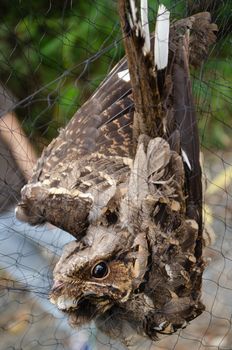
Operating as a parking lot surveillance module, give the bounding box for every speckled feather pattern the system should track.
[16,3,217,348]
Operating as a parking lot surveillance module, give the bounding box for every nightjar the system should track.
[16,1,217,347]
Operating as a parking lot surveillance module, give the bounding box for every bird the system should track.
[16,1,217,347]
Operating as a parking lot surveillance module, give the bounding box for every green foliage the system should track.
[0,1,123,147]
[193,37,232,149]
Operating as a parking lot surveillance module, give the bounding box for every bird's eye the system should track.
[91,261,109,279]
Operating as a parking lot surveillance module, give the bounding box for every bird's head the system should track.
[50,224,149,326]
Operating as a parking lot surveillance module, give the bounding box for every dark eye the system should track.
[91,261,109,279]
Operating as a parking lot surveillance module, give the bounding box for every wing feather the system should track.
[16,10,217,239]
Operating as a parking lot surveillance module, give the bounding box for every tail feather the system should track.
[154,4,170,70]
[118,0,164,142]
[141,0,150,55]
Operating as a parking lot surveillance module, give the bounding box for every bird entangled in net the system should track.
[0,1,231,350]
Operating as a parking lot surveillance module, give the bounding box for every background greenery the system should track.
[0,0,231,151]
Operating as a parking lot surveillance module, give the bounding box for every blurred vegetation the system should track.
[188,0,232,150]
[0,0,231,151]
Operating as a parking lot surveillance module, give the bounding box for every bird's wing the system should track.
[167,12,217,252]
[29,12,217,183]
[16,7,217,239]
[16,59,135,236]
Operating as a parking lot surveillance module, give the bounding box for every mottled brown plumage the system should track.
[16,2,217,348]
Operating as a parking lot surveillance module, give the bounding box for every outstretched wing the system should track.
[16,59,134,236]
[16,7,217,239]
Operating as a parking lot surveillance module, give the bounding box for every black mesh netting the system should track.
[0,1,231,349]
